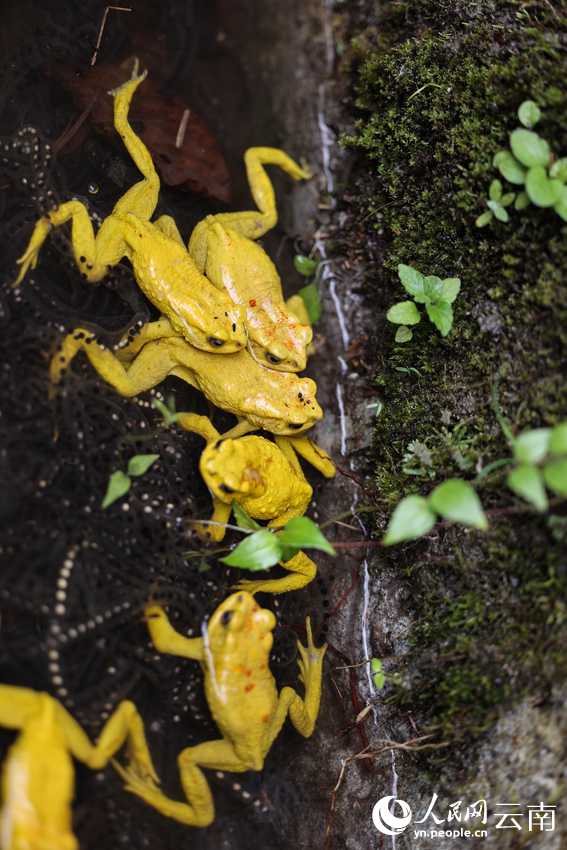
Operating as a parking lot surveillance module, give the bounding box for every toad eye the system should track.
[266,353,282,364]
[288,423,304,430]
[207,337,225,348]
[221,610,234,627]
[219,483,235,494]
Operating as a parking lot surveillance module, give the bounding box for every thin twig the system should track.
[91,6,132,65]
[324,735,449,849]
[175,109,191,148]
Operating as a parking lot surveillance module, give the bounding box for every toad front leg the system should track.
[267,617,327,744]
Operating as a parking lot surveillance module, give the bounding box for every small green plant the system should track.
[507,422,567,511]
[293,253,323,323]
[386,264,461,342]
[101,397,185,509]
[102,454,160,508]
[383,479,488,545]
[219,503,336,570]
[371,657,385,689]
[476,99,567,226]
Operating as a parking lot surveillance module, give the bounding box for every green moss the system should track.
[344,0,567,738]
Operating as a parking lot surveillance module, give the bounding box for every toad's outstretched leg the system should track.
[268,616,326,743]
[189,147,311,267]
[114,738,251,827]
[233,549,317,596]
[14,61,150,287]
[0,685,158,780]
[49,327,176,397]
[109,60,160,222]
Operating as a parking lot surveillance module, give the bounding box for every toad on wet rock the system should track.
[14,61,247,354]
[113,591,326,826]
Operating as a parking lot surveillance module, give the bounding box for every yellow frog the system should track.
[187,147,313,371]
[0,685,159,850]
[113,592,326,826]
[181,415,335,593]
[50,317,323,438]
[14,61,247,354]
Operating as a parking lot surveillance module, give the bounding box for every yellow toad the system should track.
[188,146,313,371]
[114,592,326,826]
[14,61,246,354]
[0,686,158,850]
[50,317,323,438]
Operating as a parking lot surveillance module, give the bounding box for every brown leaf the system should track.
[47,60,231,203]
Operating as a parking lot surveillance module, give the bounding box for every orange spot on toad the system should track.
[249,299,256,307]
[234,664,244,674]
[244,683,255,693]
[262,714,269,723]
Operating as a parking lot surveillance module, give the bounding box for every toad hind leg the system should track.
[114,738,249,827]
[233,550,316,595]
[14,62,153,288]
[0,685,158,781]
[107,60,160,223]
[188,147,311,267]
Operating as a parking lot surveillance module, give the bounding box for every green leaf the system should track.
[294,254,318,276]
[101,470,132,509]
[500,193,516,208]
[489,179,502,202]
[549,422,567,455]
[198,558,211,573]
[518,100,541,129]
[127,454,159,477]
[232,501,262,530]
[395,325,413,343]
[278,516,336,555]
[507,465,548,511]
[383,495,436,545]
[296,281,322,324]
[492,151,509,167]
[386,301,421,325]
[492,205,510,223]
[220,529,282,570]
[428,479,488,530]
[553,186,567,222]
[371,658,382,672]
[426,300,453,337]
[510,129,550,168]
[494,151,527,184]
[543,460,567,496]
[513,428,552,463]
[373,671,386,689]
[423,275,444,302]
[441,278,461,304]
[549,158,567,184]
[397,264,426,300]
[515,190,530,211]
[475,211,493,227]
[525,166,563,208]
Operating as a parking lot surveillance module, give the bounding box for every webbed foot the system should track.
[108,58,148,97]
[297,616,327,689]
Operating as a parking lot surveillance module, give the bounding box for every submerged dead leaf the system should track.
[46,60,231,203]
